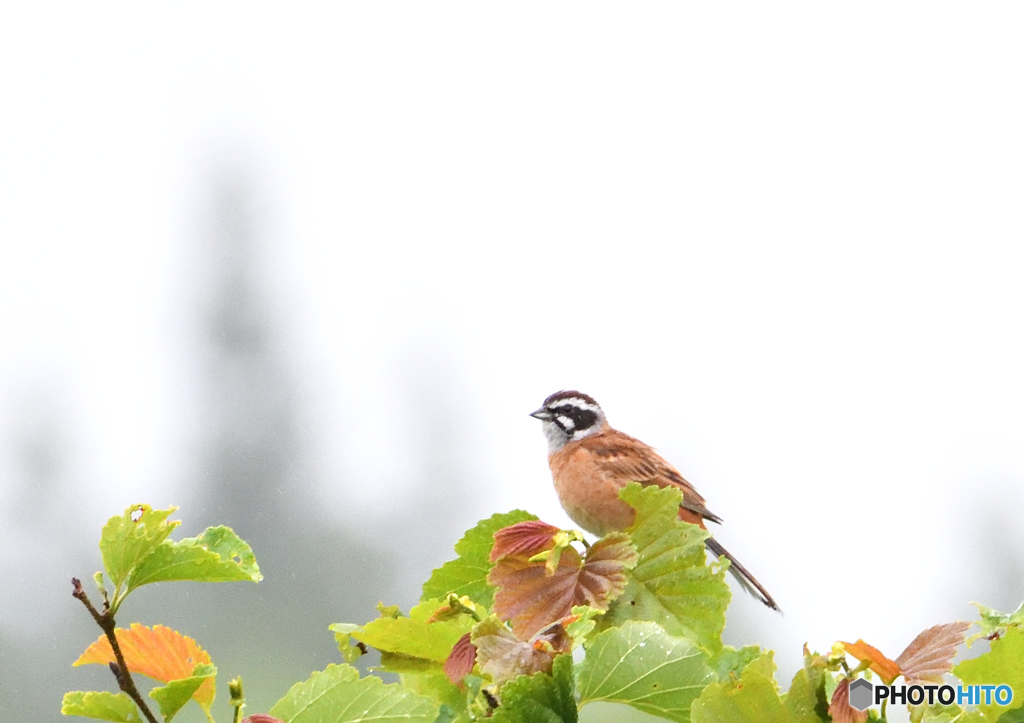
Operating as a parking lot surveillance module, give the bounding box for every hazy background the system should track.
[2,5,1023,723]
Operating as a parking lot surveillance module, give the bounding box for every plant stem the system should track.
[229,677,245,723]
[72,578,160,723]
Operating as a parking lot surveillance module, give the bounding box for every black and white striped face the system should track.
[530,390,607,452]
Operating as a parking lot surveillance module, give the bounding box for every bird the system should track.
[530,389,779,611]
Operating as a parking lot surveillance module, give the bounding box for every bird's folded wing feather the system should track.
[583,433,724,524]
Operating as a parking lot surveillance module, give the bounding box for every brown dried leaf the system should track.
[894,621,971,684]
[829,679,868,723]
[490,521,560,561]
[444,633,477,686]
[841,639,901,684]
[488,532,636,639]
[471,617,567,685]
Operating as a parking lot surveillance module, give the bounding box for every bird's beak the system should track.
[530,408,554,421]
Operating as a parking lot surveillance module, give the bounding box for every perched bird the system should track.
[530,390,779,611]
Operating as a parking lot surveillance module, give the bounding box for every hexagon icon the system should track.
[849,678,873,711]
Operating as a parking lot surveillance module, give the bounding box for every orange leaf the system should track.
[490,521,560,561]
[74,624,214,707]
[488,533,636,639]
[842,639,901,684]
[895,621,971,684]
[829,679,868,723]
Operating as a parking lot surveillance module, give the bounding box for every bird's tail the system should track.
[705,536,780,612]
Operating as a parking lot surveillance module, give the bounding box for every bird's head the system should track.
[530,390,607,452]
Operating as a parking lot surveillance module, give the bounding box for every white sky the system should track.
[2,3,1024,706]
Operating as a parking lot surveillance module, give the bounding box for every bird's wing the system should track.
[582,431,724,525]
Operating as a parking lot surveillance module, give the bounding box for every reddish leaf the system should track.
[74,624,214,707]
[444,633,477,685]
[242,717,284,723]
[829,679,868,723]
[471,617,569,685]
[841,639,901,684]
[488,532,636,639]
[578,533,637,599]
[895,621,971,684]
[490,521,561,561]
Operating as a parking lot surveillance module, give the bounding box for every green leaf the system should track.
[269,663,438,723]
[127,525,262,593]
[709,645,764,682]
[564,605,602,649]
[422,511,537,608]
[397,669,466,720]
[62,691,142,723]
[352,599,473,665]
[491,654,577,723]
[100,505,179,589]
[782,655,830,723]
[577,620,713,723]
[914,702,988,723]
[972,601,1024,641]
[691,651,788,723]
[601,483,730,653]
[330,623,366,664]
[954,626,1024,721]
[432,704,459,723]
[149,663,217,722]
[378,652,441,675]
[997,708,1024,723]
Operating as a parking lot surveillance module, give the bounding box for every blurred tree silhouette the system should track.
[140,164,398,719]
[0,388,99,721]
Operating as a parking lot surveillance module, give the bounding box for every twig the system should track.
[72,578,160,723]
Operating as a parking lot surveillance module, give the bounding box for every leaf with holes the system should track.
[74,624,215,713]
[269,663,437,723]
[578,621,714,723]
[422,511,537,608]
[489,532,636,639]
[100,505,180,590]
[127,525,262,592]
[895,621,971,684]
[601,483,730,653]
